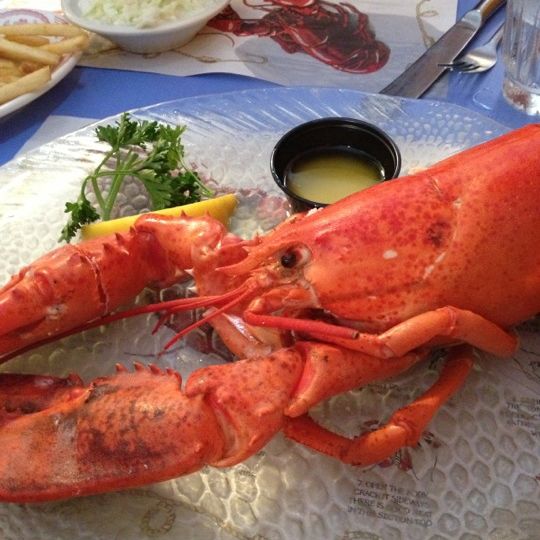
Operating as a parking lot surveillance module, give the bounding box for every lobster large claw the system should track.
[0,342,434,502]
[0,365,227,502]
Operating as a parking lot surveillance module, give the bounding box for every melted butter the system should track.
[285,147,384,204]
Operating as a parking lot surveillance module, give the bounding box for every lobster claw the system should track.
[0,372,84,428]
[0,364,226,503]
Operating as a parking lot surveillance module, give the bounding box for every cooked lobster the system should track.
[0,124,538,502]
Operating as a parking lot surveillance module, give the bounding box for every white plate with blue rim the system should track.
[0,9,81,119]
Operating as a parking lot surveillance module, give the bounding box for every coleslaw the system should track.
[79,0,217,28]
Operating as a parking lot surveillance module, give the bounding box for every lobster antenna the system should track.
[0,285,252,365]
[160,285,257,353]
[151,282,252,334]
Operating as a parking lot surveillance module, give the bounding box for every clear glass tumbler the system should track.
[502,0,540,114]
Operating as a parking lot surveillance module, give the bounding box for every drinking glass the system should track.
[502,0,540,114]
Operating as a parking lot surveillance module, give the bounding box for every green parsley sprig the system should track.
[60,113,212,242]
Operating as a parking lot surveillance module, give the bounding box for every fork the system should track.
[439,22,505,73]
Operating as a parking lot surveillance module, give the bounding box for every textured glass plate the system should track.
[0,87,538,540]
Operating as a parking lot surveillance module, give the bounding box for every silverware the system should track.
[380,0,505,98]
[439,22,504,72]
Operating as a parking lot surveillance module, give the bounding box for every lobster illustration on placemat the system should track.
[208,0,390,73]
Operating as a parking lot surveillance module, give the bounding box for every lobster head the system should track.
[218,175,456,333]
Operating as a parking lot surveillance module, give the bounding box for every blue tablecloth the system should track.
[0,0,536,166]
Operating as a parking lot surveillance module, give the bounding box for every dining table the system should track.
[0,1,539,540]
[0,0,535,165]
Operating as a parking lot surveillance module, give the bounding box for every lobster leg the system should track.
[288,306,518,359]
[374,307,518,357]
[283,342,425,417]
[284,345,474,466]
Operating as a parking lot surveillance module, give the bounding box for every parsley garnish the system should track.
[60,113,212,242]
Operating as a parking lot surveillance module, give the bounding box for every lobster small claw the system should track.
[284,346,474,466]
[0,214,234,362]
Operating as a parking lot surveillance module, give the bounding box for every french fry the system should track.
[0,63,22,82]
[0,23,84,38]
[0,21,88,107]
[0,73,21,84]
[41,34,88,55]
[18,61,42,75]
[0,66,50,105]
[0,58,16,68]
[0,37,60,65]
[6,35,49,47]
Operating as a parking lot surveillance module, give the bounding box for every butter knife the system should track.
[380,0,505,98]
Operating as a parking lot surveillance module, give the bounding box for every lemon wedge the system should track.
[81,194,238,240]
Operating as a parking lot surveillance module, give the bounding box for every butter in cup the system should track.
[271,117,401,212]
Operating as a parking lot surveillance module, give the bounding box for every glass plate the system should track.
[0,87,538,540]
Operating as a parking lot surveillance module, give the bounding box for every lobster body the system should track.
[229,126,540,331]
[0,125,538,502]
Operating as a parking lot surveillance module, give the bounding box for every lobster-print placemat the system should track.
[0,88,537,540]
[3,0,458,93]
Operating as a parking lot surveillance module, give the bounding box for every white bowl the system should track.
[61,0,231,54]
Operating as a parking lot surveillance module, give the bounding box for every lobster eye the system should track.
[280,245,310,269]
[280,251,297,268]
